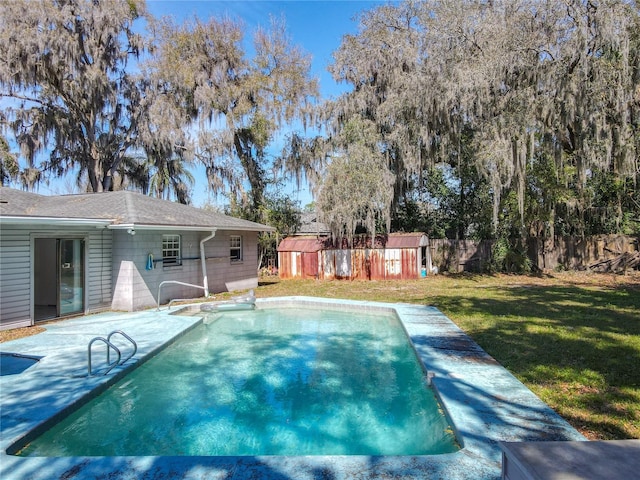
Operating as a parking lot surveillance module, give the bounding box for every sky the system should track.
[145,0,393,208]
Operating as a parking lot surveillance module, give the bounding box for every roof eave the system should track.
[108,223,276,233]
[229,225,277,233]
[0,215,275,233]
[0,215,112,227]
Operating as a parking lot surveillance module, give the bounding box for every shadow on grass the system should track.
[428,283,640,439]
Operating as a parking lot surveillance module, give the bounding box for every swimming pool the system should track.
[0,297,585,480]
[19,307,459,456]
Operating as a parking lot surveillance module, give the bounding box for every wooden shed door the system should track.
[301,252,319,278]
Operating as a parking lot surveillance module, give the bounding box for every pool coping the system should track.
[0,297,585,479]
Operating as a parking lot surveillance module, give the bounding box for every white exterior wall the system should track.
[0,226,30,329]
[111,229,260,311]
[86,228,113,312]
[0,225,113,330]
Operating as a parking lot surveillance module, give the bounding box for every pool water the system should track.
[20,307,459,456]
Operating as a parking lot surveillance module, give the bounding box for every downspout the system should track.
[200,230,217,297]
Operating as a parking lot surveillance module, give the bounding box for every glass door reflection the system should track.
[59,239,84,316]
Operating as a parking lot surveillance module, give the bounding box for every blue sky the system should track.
[145,0,393,208]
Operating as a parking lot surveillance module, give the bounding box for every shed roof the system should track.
[277,236,327,253]
[385,233,429,248]
[0,187,275,232]
[277,233,428,252]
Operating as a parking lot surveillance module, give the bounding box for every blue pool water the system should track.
[20,307,459,456]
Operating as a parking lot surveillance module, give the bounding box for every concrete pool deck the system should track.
[0,297,585,479]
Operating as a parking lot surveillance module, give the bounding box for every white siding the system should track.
[1,226,33,329]
[0,225,112,330]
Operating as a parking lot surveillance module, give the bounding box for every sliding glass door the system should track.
[34,237,85,321]
[59,239,84,316]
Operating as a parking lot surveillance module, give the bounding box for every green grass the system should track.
[246,272,640,440]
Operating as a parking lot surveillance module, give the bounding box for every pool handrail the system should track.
[157,280,206,310]
[106,330,137,366]
[87,337,121,376]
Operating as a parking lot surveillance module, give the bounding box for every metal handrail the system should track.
[157,280,206,310]
[106,330,137,366]
[88,337,121,376]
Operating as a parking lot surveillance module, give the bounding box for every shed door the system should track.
[301,252,319,278]
[385,249,401,278]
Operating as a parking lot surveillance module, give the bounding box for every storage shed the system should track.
[277,233,434,280]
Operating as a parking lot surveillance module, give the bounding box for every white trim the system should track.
[1,217,274,232]
[200,230,217,296]
[108,224,274,233]
[1,216,110,227]
[162,234,182,265]
[230,234,243,262]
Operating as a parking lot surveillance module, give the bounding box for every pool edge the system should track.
[0,297,585,480]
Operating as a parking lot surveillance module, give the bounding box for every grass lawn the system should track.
[251,272,640,441]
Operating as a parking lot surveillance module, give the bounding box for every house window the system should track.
[162,234,181,266]
[230,235,243,262]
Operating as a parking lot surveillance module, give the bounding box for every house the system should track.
[294,212,330,236]
[0,187,275,330]
[277,232,434,280]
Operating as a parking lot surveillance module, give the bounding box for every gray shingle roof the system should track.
[296,212,330,235]
[0,188,274,232]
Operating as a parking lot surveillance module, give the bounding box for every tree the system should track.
[277,132,328,204]
[0,0,149,192]
[0,136,19,186]
[115,153,195,204]
[257,189,302,270]
[316,115,394,243]
[145,15,318,220]
[322,0,640,239]
[327,1,429,217]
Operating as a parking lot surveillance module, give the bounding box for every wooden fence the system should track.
[430,235,639,273]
